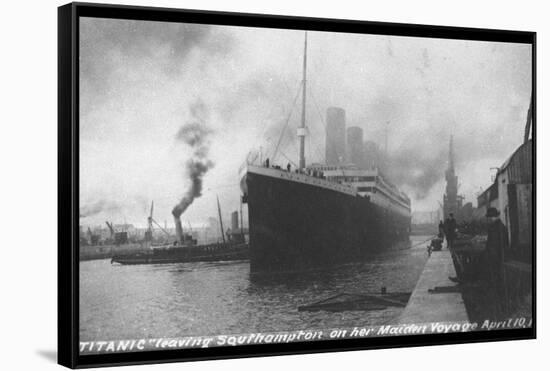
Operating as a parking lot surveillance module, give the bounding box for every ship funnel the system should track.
[172,208,184,244]
[173,216,184,244]
[231,211,239,231]
[347,126,364,167]
[363,140,380,169]
[325,107,346,165]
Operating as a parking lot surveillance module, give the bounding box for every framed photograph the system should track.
[58,2,535,368]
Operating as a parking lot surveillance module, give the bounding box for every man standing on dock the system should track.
[444,213,457,249]
[485,207,508,310]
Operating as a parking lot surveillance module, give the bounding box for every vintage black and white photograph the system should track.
[77,14,533,356]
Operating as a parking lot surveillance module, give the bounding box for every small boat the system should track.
[298,292,411,312]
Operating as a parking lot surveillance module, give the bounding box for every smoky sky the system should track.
[79,17,532,227]
[80,19,232,98]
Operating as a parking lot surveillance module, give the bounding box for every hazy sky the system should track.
[79,17,532,227]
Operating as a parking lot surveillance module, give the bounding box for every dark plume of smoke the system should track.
[80,200,121,218]
[172,100,214,218]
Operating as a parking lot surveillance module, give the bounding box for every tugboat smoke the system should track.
[172,100,214,221]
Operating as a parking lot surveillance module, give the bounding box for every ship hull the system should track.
[111,243,249,265]
[79,243,145,261]
[245,169,410,273]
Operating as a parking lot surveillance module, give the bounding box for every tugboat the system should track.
[110,239,248,265]
[111,197,249,265]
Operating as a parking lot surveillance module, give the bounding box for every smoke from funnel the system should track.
[172,100,214,219]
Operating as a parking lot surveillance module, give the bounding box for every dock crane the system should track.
[148,201,154,231]
[105,221,115,238]
[217,195,226,244]
[145,201,154,241]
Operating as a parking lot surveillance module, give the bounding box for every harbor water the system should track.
[80,236,430,342]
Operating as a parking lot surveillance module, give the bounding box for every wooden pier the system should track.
[399,249,469,324]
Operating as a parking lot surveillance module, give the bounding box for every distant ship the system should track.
[239,33,411,273]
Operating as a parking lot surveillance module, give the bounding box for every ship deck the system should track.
[246,165,357,196]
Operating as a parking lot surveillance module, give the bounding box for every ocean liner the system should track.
[239,33,411,273]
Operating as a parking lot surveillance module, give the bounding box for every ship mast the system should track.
[298,32,308,170]
[524,95,532,143]
[217,195,226,243]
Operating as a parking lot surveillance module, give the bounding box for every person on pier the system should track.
[438,220,445,239]
[485,207,508,311]
[444,213,457,249]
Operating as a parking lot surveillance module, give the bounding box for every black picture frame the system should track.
[58,2,536,368]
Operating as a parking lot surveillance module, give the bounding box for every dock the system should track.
[399,249,469,324]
